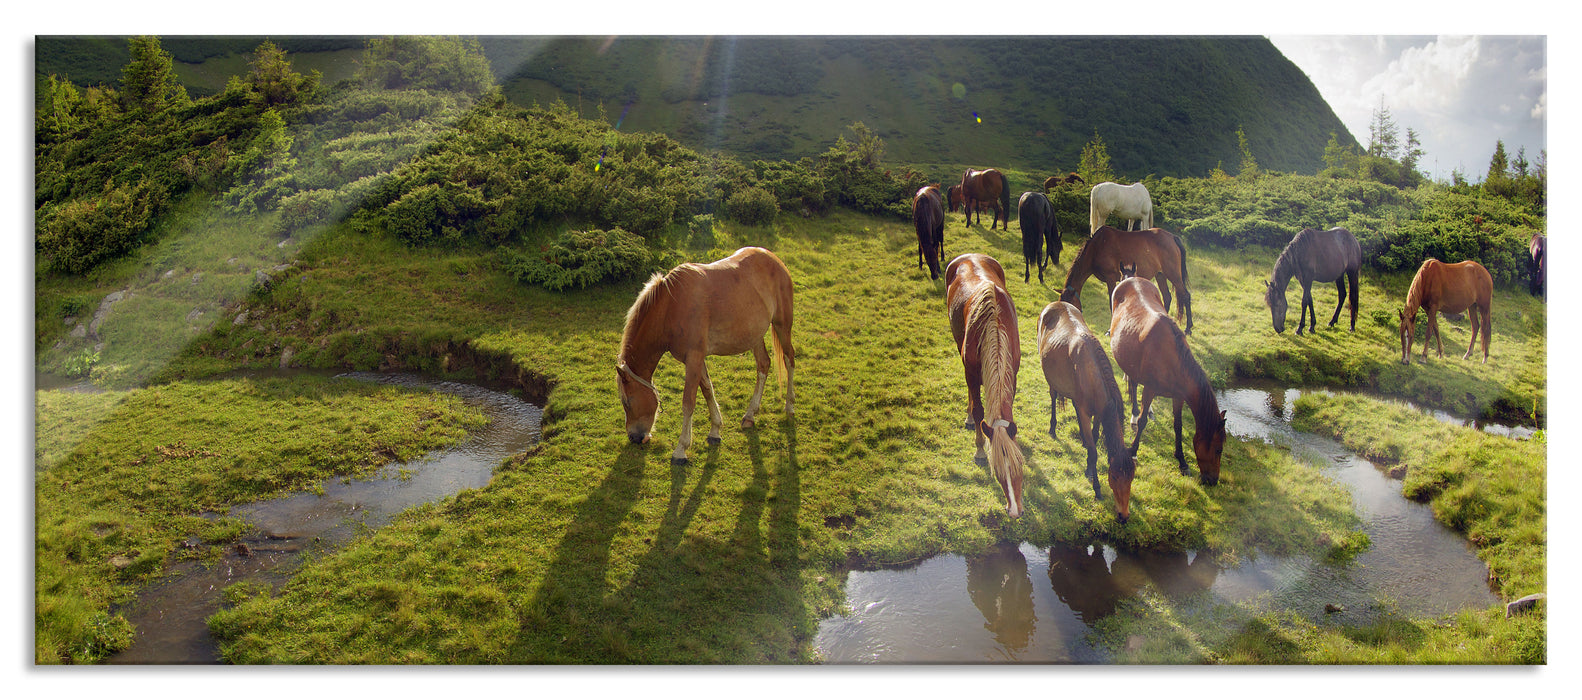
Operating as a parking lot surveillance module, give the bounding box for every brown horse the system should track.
[1059,226,1193,334]
[1037,301,1136,520]
[1263,226,1361,334]
[1529,233,1546,297]
[1399,258,1493,365]
[913,185,946,280]
[946,253,1026,517]
[1042,172,1085,192]
[616,246,795,465]
[1109,276,1226,487]
[949,168,1012,230]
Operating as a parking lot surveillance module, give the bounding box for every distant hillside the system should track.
[37,35,1358,179]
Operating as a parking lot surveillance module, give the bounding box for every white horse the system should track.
[1088,182,1153,234]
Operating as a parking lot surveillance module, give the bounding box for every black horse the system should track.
[1263,226,1362,334]
[912,185,946,280]
[1017,191,1060,283]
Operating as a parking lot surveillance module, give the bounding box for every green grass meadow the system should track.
[36,204,1546,664]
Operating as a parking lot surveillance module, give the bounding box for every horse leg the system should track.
[1464,304,1484,361]
[1077,407,1102,500]
[1348,269,1359,331]
[673,356,705,465]
[698,366,724,445]
[1172,398,1191,476]
[1329,277,1346,327]
[970,370,988,465]
[1129,385,1157,457]
[742,341,770,428]
[1157,275,1173,316]
[1430,307,1444,358]
[1296,280,1313,335]
[1481,302,1491,363]
[1048,390,1060,439]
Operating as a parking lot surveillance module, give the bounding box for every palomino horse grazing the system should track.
[946,253,1026,517]
[1037,301,1137,520]
[1109,276,1226,487]
[913,185,946,280]
[1399,258,1493,365]
[1017,191,1061,283]
[1059,226,1193,334]
[1263,226,1362,334]
[949,168,1012,230]
[1529,233,1546,297]
[616,247,795,465]
[1088,181,1153,234]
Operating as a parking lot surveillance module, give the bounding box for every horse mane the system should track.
[1404,258,1438,313]
[619,266,699,358]
[967,283,1025,479]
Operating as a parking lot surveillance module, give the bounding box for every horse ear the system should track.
[1264,279,1269,289]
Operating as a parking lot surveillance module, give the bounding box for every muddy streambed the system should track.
[814,383,1508,663]
[102,372,543,664]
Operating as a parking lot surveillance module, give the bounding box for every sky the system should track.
[1268,35,1546,183]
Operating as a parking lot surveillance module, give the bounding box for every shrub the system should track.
[725,186,779,226]
[36,178,166,274]
[503,227,663,291]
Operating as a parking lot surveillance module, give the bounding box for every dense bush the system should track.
[725,186,779,225]
[36,178,165,274]
[502,227,665,291]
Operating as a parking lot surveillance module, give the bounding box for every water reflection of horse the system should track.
[1017,191,1061,283]
[1059,226,1193,334]
[1109,276,1226,486]
[1263,226,1361,334]
[966,541,1035,651]
[1047,544,1219,624]
[1037,301,1136,520]
[1399,258,1493,365]
[1088,181,1152,234]
[948,168,1012,230]
[1529,233,1546,297]
[616,247,795,464]
[912,185,946,280]
[946,253,1026,517]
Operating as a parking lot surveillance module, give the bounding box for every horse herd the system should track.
[614,168,1530,523]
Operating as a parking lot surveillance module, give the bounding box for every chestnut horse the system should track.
[1263,226,1361,335]
[913,185,946,280]
[1529,233,1546,297]
[949,168,1012,230]
[1059,226,1193,334]
[1037,301,1136,520]
[1042,172,1085,192]
[946,253,1026,517]
[1399,258,1493,365]
[616,246,795,464]
[1109,276,1226,487]
[1017,191,1061,283]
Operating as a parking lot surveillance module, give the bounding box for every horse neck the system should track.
[1182,362,1220,431]
[1270,246,1298,291]
[1065,242,1096,290]
[971,289,1017,422]
[619,289,673,376]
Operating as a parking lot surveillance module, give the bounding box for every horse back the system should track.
[1414,259,1492,313]
[947,254,1010,348]
[1108,278,1182,381]
[1294,227,1361,281]
[1038,301,1102,395]
[685,247,792,354]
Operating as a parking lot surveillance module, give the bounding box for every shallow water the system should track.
[814,384,1499,664]
[102,372,542,664]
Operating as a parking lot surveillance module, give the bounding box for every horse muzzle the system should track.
[628,429,651,445]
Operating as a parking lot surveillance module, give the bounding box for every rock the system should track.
[70,324,88,339]
[1506,593,1545,619]
[191,272,203,286]
[233,311,249,326]
[88,290,127,337]
[109,555,135,569]
[163,269,176,279]
[185,307,204,322]
[280,346,296,369]
[63,316,76,327]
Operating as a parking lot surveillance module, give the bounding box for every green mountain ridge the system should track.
[37,35,1358,179]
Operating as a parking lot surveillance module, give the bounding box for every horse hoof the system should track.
[1200,475,1219,487]
[1116,512,1129,525]
[741,419,755,429]
[672,456,690,467]
[964,419,975,430]
[706,436,722,446]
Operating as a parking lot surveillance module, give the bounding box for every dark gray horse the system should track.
[1263,226,1362,334]
[1017,191,1061,283]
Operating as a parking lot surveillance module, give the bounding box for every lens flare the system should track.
[974,111,982,124]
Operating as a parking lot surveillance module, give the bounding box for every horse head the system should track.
[1398,308,1415,364]
[1264,279,1287,333]
[1108,450,1139,523]
[1193,409,1227,486]
[947,185,962,212]
[616,362,661,444]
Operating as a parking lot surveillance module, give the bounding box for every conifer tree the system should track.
[121,35,187,115]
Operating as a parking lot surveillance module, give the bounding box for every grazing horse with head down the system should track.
[949,168,1012,230]
[946,253,1026,517]
[913,185,946,280]
[616,247,795,465]
[1263,226,1362,334]
[1399,258,1493,365]
[1017,191,1061,283]
[1109,276,1226,487]
[1043,172,1085,192]
[1088,181,1153,234]
[1059,226,1193,334]
[1037,301,1136,520]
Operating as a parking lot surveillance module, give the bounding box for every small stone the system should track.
[109,555,135,569]
[1506,593,1545,619]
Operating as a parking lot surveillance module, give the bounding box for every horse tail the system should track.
[1173,232,1190,287]
[998,172,1012,225]
[771,273,794,389]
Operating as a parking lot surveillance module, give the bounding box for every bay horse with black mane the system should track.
[946,253,1026,518]
[1018,191,1061,283]
[949,168,1012,230]
[913,184,946,280]
[1399,258,1493,365]
[1263,226,1361,334]
[1109,275,1226,488]
[1060,226,1193,334]
[617,247,795,465]
[1037,301,1136,520]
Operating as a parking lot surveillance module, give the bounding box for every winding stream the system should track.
[814,383,1505,663]
[102,372,542,664]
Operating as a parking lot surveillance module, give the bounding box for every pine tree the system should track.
[1367,99,1399,160]
[1078,131,1114,185]
[1401,128,1424,173]
[1486,140,1509,184]
[1235,126,1259,179]
[121,35,186,115]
